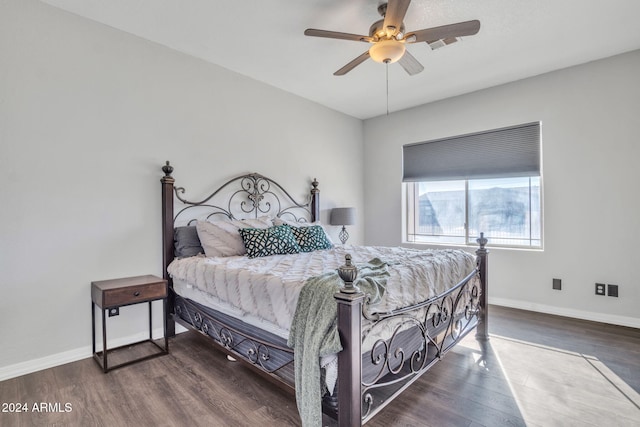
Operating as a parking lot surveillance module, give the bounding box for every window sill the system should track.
[402,240,544,253]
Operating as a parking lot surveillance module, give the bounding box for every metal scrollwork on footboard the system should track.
[359,269,481,419]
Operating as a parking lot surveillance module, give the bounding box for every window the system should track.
[406,177,541,247]
[403,122,542,249]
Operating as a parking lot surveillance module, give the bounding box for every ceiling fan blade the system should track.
[304,28,373,43]
[398,50,424,75]
[406,20,481,43]
[334,51,371,76]
[383,0,411,34]
[428,37,458,50]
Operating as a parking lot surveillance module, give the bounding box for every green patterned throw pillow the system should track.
[290,225,334,252]
[239,225,301,258]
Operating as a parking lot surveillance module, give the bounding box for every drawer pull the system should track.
[133,291,141,297]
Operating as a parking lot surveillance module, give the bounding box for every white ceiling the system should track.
[41,0,640,119]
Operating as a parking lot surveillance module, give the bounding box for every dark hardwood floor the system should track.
[1,305,639,426]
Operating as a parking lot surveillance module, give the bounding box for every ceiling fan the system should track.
[304,0,480,76]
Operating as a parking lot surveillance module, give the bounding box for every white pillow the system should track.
[196,216,273,257]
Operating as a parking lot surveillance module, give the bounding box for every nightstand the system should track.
[91,274,169,372]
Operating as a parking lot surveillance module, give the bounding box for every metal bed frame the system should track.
[160,161,489,426]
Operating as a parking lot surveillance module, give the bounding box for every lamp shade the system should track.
[330,207,356,226]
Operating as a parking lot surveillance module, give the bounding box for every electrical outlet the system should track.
[108,307,119,317]
[595,283,606,296]
[552,278,562,290]
[607,284,619,297]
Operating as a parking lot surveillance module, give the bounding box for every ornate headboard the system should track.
[160,161,320,330]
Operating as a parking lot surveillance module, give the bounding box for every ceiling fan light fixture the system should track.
[369,39,406,63]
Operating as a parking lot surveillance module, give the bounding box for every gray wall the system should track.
[0,0,363,376]
[364,50,640,327]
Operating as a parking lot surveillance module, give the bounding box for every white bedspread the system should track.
[168,245,476,340]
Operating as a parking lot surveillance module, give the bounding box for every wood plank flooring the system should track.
[1,305,639,426]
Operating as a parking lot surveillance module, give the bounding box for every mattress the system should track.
[168,245,476,342]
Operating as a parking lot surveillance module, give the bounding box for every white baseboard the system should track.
[489,297,640,329]
[0,327,171,382]
[0,346,90,383]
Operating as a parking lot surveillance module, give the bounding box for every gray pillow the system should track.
[174,226,204,258]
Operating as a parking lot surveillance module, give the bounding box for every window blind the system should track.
[402,122,541,182]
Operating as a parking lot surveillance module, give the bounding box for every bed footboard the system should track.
[333,237,489,427]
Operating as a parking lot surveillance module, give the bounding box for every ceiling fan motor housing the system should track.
[369,19,405,39]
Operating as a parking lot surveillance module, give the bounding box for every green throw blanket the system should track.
[287,258,389,427]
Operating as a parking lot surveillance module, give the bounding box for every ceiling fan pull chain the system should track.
[386,61,390,116]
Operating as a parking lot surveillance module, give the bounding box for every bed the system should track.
[160,161,489,427]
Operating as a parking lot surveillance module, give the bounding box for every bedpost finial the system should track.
[338,254,359,294]
[162,161,174,177]
[476,232,488,250]
[311,178,319,193]
[161,161,175,184]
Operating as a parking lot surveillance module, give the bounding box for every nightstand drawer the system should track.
[103,282,167,307]
[92,275,167,309]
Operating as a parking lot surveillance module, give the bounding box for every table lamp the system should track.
[330,207,356,244]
